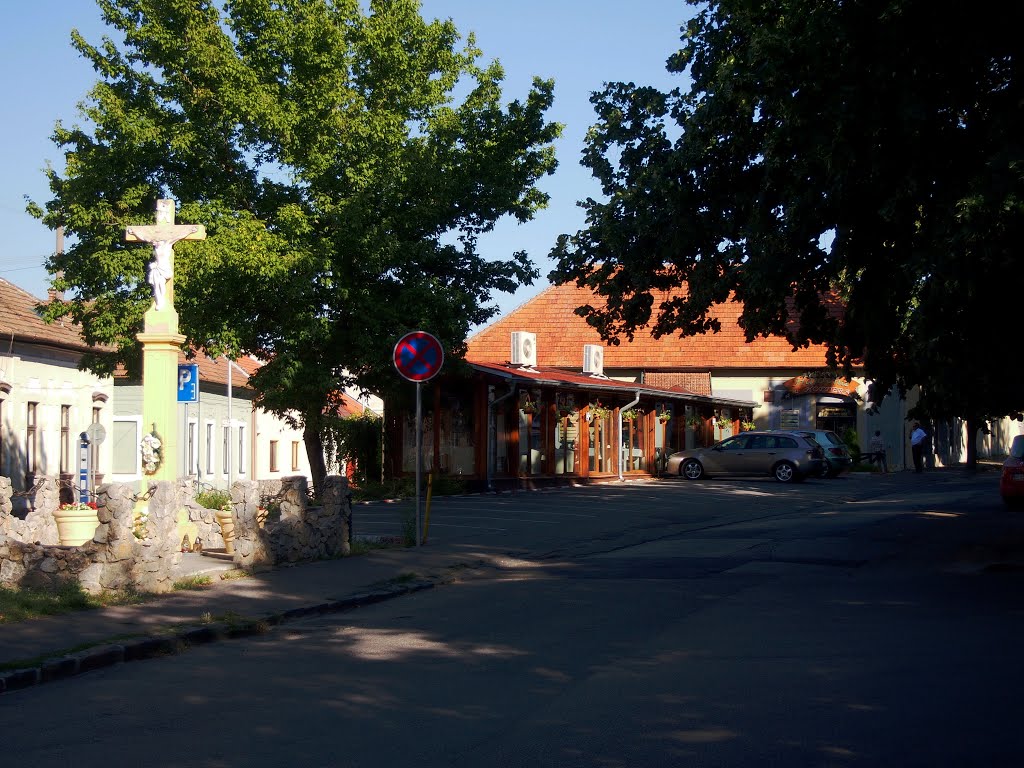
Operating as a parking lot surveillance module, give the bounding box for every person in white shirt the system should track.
[910,423,927,473]
[869,430,887,473]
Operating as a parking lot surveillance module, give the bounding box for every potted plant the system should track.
[715,415,732,430]
[53,500,100,546]
[685,414,703,429]
[621,407,640,422]
[741,419,757,431]
[588,401,612,420]
[657,406,672,423]
[556,393,576,418]
[519,390,539,414]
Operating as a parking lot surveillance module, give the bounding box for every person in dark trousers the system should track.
[869,430,887,473]
[911,422,927,472]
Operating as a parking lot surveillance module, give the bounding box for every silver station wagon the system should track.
[666,431,825,483]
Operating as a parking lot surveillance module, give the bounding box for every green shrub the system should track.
[196,489,231,510]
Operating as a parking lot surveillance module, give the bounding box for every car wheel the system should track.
[681,459,704,480]
[818,460,832,479]
[773,461,796,483]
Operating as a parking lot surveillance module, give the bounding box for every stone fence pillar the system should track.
[231,480,273,569]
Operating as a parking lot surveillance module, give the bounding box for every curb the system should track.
[0,580,435,696]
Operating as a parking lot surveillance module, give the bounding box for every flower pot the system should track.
[215,507,236,555]
[54,506,101,546]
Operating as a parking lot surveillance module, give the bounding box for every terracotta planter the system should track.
[54,506,100,546]
[215,507,236,554]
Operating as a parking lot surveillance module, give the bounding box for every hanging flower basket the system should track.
[741,420,757,431]
[556,393,577,418]
[657,409,672,423]
[685,414,703,429]
[715,416,732,430]
[621,408,640,422]
[589,402,611,420]
[140,430,163,475]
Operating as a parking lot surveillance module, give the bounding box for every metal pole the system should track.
[415,380,422,547]
[227,356,233,487]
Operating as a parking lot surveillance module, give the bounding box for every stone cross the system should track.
[125,199,206,312]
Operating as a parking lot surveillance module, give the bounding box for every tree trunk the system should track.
[304,423,328,495]
[964,416,979,471]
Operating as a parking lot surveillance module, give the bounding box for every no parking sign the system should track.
[393,331,444,382]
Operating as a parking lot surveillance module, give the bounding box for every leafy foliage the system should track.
[550,0,1023,465]
[33,0,561,489]
[323,409,383,484]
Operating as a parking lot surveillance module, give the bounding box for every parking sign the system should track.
[177,364,199,402]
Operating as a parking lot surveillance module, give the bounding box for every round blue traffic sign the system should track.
[394,331,444,382]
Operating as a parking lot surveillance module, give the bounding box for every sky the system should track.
[0,0,694,316]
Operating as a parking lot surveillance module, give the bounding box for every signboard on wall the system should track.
[780,409,801,429]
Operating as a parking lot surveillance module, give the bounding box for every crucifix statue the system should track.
[125,199,206,312]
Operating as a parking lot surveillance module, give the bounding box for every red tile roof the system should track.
[0,278,94,352]
[468,283,831,370]
[469,361,754,406]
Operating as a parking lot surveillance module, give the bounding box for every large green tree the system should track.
[32,0,560,489]
[550,0,1023,467]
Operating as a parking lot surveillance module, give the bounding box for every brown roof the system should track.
[468,283,831,370]
[0,278,93,352]
[644,372,713,396]
[469,361,753,406]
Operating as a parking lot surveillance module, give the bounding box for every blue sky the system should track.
[0,0,693,315]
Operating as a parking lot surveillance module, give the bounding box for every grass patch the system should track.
[349,474,472,503]
[348,538,402,556]
[219,568,251,581]
[173,574,213,591]
[0,581,149,625]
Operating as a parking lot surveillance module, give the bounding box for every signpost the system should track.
[177,364,199,477]
[394,331,444,546]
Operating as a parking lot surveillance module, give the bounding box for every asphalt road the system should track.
[4,471,1022,767]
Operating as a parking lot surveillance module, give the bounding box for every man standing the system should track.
[869,430,887,473]
[911,422,927,473]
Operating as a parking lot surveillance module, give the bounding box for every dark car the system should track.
[796,430,853,478]
[1001,435,1024,508]
[666,431,825,483]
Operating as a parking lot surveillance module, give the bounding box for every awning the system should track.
[782,373,858,397]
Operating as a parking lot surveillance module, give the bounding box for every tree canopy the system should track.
[32,0,561,488]
[550,0,1023,462]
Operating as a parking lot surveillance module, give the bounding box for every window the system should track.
[91,406,102,475]
[269,440,278,472]
[223,426,230,475]
[60,405,71,474]
[205,422,214,475]
[26,402,39,474]
[237,425,246,475]
[187,420,197,475]
[111,418,141,476]
[291,441,300,472]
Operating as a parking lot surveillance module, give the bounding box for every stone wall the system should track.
[0,479,181,595]
[231,475,352,568]
[0,473,352,594]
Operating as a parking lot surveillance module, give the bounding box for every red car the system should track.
[1001,435,1024,507]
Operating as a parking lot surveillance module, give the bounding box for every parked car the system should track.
[1001,435,1024,508]
[666,431,825,483]
[795,430,853,478]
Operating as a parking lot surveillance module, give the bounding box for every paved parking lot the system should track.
[350,471,921,549]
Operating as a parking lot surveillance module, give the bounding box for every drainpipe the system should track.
[487,383,517,491]
[618,390,642,482]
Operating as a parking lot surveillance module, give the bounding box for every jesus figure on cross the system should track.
[126,199,206,312]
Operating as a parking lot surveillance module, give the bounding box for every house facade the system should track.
[461,283,1013,474]
[0,278,322,509]
[1,279,115,512]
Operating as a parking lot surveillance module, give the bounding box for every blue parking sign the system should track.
[177,364,199,402]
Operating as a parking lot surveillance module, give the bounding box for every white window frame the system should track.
[110,416,143,482]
